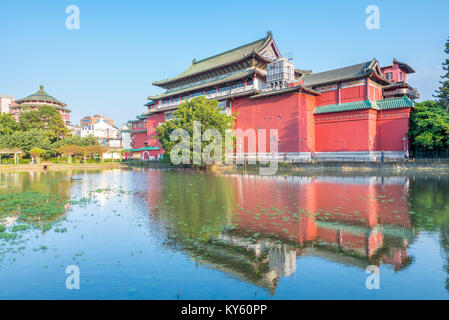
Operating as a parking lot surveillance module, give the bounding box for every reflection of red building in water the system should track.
[146,171,414,292]
[232,175,412,271]
[129,32,418,160]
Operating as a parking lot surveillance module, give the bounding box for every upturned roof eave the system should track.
[152,54,258,89]
[393,58,416,74]
[152,33,274,88]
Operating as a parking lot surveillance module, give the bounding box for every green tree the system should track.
[18,105,69,142]
[79,146,91,164]
[156,97,235,166]
[86,145,108,163]
[409,100,449,151]
[56,145,81,164]
[57,134,98,147]
[0,113,18,136]
[2,128,54,156]
[29,147,46,164]
[434,36,449,112]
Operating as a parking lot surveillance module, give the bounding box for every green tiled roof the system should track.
[16,85,67,107]
[145,100,157,106]
[129,146,160,152]
[148,68,255,100]
[314,100,377,114]
[316,221,413,239]
[152,33,273,87]
[303,59,378,87]
[314,96,414,115]
[381,224,413,240]
[316,221,370,235]
[376,96,415,110]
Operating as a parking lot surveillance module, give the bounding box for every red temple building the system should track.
[129,32,419,160]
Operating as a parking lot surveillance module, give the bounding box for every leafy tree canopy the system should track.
[156,97,235,166]
[0,113,19,136]
[434,36,449,111]
[409,100,449,151]
[29,147,46,157]
[56,134,99,147]
[18,105,69,142]
[1,128,54,156]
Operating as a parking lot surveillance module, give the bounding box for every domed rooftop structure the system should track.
[15,85,67,107]
[10,85,71,125]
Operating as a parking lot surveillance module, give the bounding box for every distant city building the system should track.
[0,95,15,114]
[80,114,114,127]
[120,124,131,150]
[11,85,71,125]
[76,118,121,148]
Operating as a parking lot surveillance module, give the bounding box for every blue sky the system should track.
[1,0,448,126]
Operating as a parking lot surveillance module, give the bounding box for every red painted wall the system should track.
[340,84,367,104]
[316,89,338,106]
[232,92,316,153]
[368,80,383,101]
[60,110,71,124]
[382,63,408,83]
[316,83,367,107]
[131,131,147,150]
[375,108,411,151]
[315,109,378,152]
[146,113,165,156]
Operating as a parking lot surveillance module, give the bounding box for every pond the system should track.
[0,168,448,299]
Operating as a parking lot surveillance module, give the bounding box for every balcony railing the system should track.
[384,88,420,100]
[156,86,255,110]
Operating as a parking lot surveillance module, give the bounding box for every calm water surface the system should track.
[0,168,448,299]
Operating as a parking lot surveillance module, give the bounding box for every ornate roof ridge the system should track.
[303,58,390,87]
[195,32,271,65]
